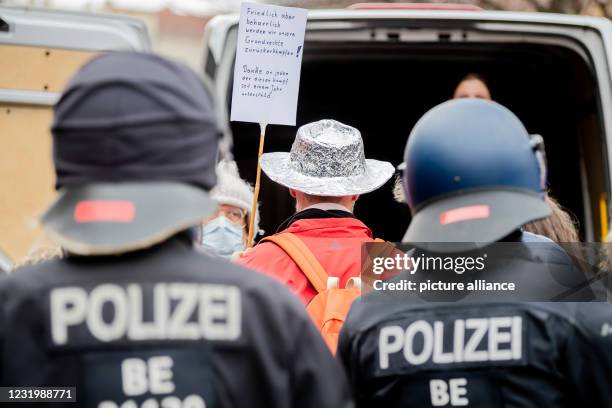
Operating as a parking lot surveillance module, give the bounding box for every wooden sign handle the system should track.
[247,123,267,248]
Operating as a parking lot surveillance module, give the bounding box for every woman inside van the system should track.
[453,73,492,100]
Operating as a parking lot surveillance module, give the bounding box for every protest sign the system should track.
[230,2,307,126]
[230,3,307,246]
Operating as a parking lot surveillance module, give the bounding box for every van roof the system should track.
[0,5,151,51]
[308,9,612,29]
[208,8,612,32]
[205,9,612,77]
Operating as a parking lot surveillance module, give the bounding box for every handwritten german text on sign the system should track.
[230,3,307,126]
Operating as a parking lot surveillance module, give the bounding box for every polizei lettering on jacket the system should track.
[379,316,523,371]
[50,283,241,345]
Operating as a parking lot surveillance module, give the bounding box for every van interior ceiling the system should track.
[231,35,605,242]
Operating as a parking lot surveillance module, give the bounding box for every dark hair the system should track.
[453,73,492,100]
[459,73,489,87]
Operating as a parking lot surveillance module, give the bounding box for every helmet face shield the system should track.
[43,183,217,256]
[403,189,551,251]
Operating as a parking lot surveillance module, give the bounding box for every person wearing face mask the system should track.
[197,159,260,258]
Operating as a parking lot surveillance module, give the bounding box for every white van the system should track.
[0,6,150,263]
[202,4,612,243]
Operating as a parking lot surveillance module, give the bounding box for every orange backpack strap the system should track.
[261,233,328,293]
[362,239,396,271]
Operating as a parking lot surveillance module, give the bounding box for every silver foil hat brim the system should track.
[260,152,395,196]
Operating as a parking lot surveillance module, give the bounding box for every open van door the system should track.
[0,6,151,265]
[203,9,612,243]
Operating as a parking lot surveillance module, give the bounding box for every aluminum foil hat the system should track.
[260,119,394,196]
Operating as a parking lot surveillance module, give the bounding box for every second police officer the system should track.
[338,99,612,408]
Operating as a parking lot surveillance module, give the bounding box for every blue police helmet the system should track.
[42,52,219,256]
[402,99,551,247]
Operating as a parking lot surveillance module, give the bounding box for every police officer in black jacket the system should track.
[0,52,352,408]
[338,99,612,407]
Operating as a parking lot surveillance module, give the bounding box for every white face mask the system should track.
[199,216,245,258]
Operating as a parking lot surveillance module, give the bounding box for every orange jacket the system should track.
[237,217,375,305]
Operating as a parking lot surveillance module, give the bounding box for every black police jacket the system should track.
[0,235,353,408]
[338,239,612,407]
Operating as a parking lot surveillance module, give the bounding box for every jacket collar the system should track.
[276,209,372,238]
[276,208,355,232]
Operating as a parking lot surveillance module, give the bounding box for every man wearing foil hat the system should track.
[0,53,352,408]
[338,99,612,408]
[238,119,395,305]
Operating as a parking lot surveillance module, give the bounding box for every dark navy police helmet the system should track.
[43,52,219,256]
[402,99,550,247]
